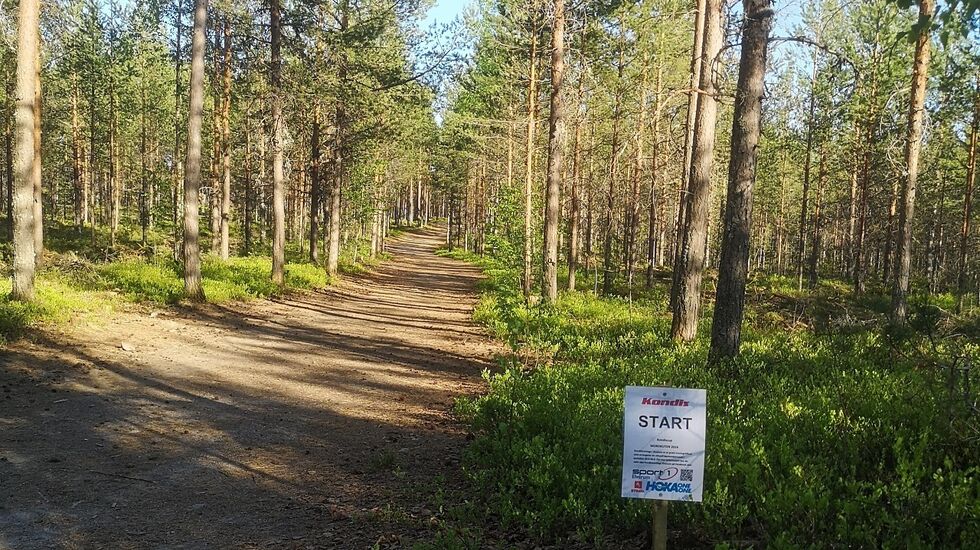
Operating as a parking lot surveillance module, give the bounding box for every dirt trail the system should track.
[0,226,500,549]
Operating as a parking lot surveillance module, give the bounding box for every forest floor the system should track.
[0,225,503,549]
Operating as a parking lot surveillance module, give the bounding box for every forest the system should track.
[1,0,979,547]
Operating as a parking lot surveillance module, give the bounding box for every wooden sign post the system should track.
[652,500,668,550]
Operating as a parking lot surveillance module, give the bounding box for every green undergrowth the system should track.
[0,273,114,345]
[442,248,980,548]
[0,221,400,343]
[95,256,331,303]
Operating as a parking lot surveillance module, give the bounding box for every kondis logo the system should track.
[640,397,689,407]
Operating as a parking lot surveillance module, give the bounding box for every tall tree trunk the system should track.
[883,177,898,283]
[566,83,582,292]
[11,0,40,301]
[172,0,183,262]
[891,0,933,325]
[72,77,83,231]
[5,128,13,242]
[32,40,42,265]
[220,17,232,260]
[926,173,944,292]
[140,65,149,246]
[309,108,321,264]
[647,65,663,288]
[709,0,773,361]
[209,28,221,255]
[408,176,416,225]
[853,118,873,294]
[807,145,827,287]
[845,124,860,279]
[958,75,979,312]
[522,4,539,299]
[244,112,253,255]
[670,0,722,342]
[542,0,564,304]
[270,0,286,285]
[182,0,208,301]
[671,0,707,308]
[327,0,349,277]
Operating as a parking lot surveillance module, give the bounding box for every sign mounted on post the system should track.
[621,386,706,502]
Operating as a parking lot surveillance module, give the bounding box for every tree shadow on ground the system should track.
[0,226,494,549]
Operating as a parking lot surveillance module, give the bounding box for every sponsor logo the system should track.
[644,481,692,494]
[632,480,643,492]
[641,397,690,407]
[631,467,679,481]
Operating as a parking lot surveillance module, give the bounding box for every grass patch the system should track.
[92,255,331,304]
[450,252,980,547]
[0,273,114,344]
[0,221,396,343]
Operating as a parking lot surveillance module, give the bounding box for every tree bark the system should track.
[671,0,707,309]
[72,77,84,231]
[182,0,208,300]
[327,0,349,277]
[11,0,40,301]
[647,65,663,288]
[957,75,979,312]
[566,81,582,292]
[172,0,183,262]
[845,124,860,279]
[671,0,722,342]
[244,112,253,255]
[709,0,773,361]
[32,38,42,265]
[209,28,221,255]
[270,0,286,285]
[807,145,827,288]
[309,108,321,264]
[542,0,564,304]
[220,16,232,260]
[5,127,12,242]
[523,4,539,299]
[109,48,120,249]
[140,64,149,246]
[891,0,933,325]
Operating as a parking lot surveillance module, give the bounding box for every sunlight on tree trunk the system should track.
[522,3,539,300]
[671,0,722,342]
[891,0,934,326]
[11,0,40,302]
[709,0,773,361]
[542,0,564,304]
[270,0,286,286]
[182,0,208,301]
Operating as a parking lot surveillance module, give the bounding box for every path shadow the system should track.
[0,224,492,549]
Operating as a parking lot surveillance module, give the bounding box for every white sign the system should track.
[621,386,706,502]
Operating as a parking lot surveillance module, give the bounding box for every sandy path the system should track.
[0,226,499,549]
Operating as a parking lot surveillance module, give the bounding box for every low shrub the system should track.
[455,256,980,547]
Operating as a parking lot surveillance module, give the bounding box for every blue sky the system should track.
[423,0,473,29]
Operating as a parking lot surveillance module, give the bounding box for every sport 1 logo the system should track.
[631,467,679,481]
